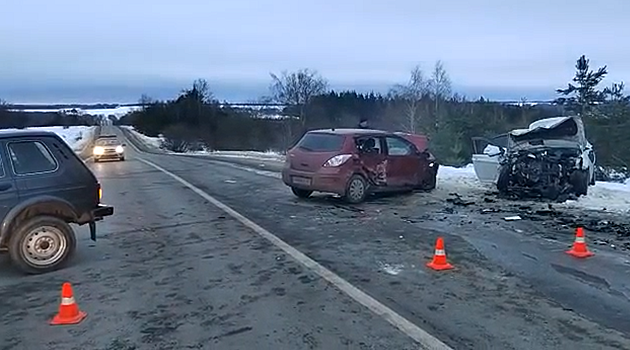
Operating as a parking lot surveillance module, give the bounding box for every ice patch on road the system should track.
[379,262,404,275]
[0,126,95,151]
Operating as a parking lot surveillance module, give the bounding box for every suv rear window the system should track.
[8,141,58,175]
[296,133,344,152]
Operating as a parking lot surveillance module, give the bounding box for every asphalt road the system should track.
[1,126,630,350]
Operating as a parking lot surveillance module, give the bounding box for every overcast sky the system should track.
[1,0,629,103]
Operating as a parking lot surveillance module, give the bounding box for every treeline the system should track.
[120,56,628,169]
[0,100,101,129]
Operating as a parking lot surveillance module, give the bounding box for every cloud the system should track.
[1,0,629,102]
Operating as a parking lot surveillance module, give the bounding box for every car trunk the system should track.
[288,133,347,172]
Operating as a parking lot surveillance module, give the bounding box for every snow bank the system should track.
[560,181,630,213]
[121,126,165,149]
[0,126,95,151]
[189,150,286,161]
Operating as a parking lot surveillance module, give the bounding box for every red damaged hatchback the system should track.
[281,128,439,203]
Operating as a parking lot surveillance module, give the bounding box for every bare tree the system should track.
[429,61,452,131]
[269,68,328,129]
[192,78,214,104]
[390,65,428,133]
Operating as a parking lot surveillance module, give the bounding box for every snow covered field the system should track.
[126,127,630,214]
[11,106,141,118]
[0,126,95,151]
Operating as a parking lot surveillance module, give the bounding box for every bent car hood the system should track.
[508,116,589,151]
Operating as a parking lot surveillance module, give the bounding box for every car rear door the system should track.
[384,136,422,187]
[0,141,19,225]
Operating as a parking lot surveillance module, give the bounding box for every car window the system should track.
[386,137,415,156]
[8,141,58,175]
[296,133,344,152]
[357,137,383,154]
[96,139,119,146]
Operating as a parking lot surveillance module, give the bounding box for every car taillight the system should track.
[323,154,353,167]
[97,183,102,203]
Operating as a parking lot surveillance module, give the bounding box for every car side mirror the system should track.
[122,143,127,146]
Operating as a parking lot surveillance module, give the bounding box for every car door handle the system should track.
[0,183,12,192]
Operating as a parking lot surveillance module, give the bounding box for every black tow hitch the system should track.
[89,221,97,241]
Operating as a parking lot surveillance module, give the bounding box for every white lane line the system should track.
[135,156,452,350]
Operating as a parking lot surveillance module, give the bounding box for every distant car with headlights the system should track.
[281,128,438,203]
[93,135,126,162]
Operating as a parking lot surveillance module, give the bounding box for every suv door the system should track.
[384,136,422,187]
[0,141,19,230]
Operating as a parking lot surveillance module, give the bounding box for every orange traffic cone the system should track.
[50,282,87,325]
[566,227,594,258]
[426,237,454,270]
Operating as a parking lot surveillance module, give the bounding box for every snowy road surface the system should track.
[1,126,629,349]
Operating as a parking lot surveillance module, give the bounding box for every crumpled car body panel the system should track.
[472,116,596,199]
[498,116,596,199]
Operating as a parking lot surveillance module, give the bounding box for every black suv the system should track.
[0,130,114,274]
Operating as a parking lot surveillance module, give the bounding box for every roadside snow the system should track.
[189,150,285,161]
[0,126,95,151]
[121,126,165,149]
[561,181,630,213]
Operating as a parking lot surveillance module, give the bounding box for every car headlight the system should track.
[93,146,104,155]
[115,145,124,153]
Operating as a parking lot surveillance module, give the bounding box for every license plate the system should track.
[292,176,312,186]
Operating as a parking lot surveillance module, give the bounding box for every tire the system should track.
[496,166,510,193]
[420,173,437,191]
[571,169,589,196]
[8,216,77,274]
[120,156,125,161]
[94,158,99,163]
[291,187,312,199]
[344,175,369,204]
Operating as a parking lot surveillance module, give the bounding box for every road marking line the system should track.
[136,156,453,350]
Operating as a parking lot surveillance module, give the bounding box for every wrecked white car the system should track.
[472,116,596,200]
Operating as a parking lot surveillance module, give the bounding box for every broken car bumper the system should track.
[88,204,114,241]
[282,168,350,195]
[92,204,114,220]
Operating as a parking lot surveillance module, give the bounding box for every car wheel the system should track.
[120,156,125,161]
[8,216,77,274]
[420,174,437,191]
[94,158,99,163]
[344,175,368,204]
[571,169,589,196]
[291,187,312,199]
[497,166,510,193]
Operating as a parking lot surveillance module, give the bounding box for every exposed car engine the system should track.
[497,148,590,200]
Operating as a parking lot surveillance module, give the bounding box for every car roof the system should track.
[308,128,389,136]
[0,129,60,139]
